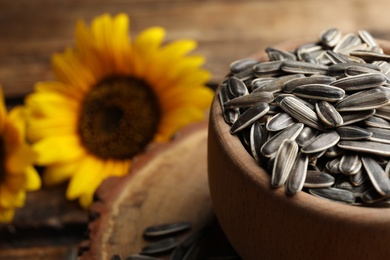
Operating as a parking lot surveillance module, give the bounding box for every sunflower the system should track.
[25,13,213,208]
[0,89,41,223]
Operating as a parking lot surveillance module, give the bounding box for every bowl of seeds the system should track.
[208,28,390,259]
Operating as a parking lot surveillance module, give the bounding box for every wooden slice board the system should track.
[80,121,214,260]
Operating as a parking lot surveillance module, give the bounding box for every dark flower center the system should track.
[78,75,160,160]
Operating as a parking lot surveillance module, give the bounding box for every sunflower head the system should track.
[26,13,213,208]
[0,88,41,223]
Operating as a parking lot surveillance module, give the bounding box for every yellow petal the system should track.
[34,81,84,100]
[155,106,204,141]
[159,86,213,112]
[79,193,94,209]
[43,159,81,186]
[7,106,27,141]
[133,27,166,76]
[24,166,41,191]
[32,135,84,165]
[0,187,25,208]
[7,143,37,174]
[66,156,105,200]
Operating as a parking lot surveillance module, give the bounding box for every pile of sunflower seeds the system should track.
[218,28,390,206]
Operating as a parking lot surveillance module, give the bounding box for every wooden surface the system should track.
[2,0,390,259]
[80,121,213,260]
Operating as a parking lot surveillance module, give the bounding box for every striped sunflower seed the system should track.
[286,152,309,194]
[227,76,249,98]
[309,187,355,204]
[367,127,390,144]
[281,60,329,74]
[223,91,274,108]
[315,101,343,127]
[266,112,294,132]
[230,58,258,74]
[330,73,386,91]
[339,153,361,175]
[292,84,345,102]
[338,140,390,157]
[304,170,335,188]
[230,102,270,134]
[364,116,390,129]
[260,123,304,158]
[271,139,299,188]
[335,88,390,111]
[361,156,390,196]
[301,131,340,154]
[279,96,324,130]
[282,76,336,93]
[320,28,342,47]
[266,47,297,61]
[336,126,372,140]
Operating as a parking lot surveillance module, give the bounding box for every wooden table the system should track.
[2,0,390,259]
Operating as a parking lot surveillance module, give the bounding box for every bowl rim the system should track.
[210,37,390,224]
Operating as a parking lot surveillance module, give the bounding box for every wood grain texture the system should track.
[208,39,390,260]
[3,0,390,97]
[80,121,213,260]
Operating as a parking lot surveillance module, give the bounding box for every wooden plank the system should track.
[2,0,390,97]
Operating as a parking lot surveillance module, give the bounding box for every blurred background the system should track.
[2,0,390,98]
[1,0,390,258]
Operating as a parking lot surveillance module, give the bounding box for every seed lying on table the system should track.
[218,28,390,206]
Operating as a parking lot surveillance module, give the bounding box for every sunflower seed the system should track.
[274,93,315,110]
[292,84,345,102]
[143,222,191,237]
[230,102,269,134]
[325,157,342,174]
[282,76,336,93]
[325,145,344,157]
[333,33,362,54]
[281,60,329,74]
[369,127,390,144]
[375,106,390,120]
[251,78,276,91]
[253,74,304,93]
[328,62,380,76]
[339,153,361,175]
[141,238,177,255]
[361,156,390,196]
[219,84,240,125]
[266,47,297,61]
[266,112,294,132]
[331,73,386,91]
[304,170,335,188]
[361,188,388,204]
[364,116,390,129]
[223,91,274,109]
[250,122,266,162]
[336,126,372,140]
[345,65,382,76]
[271,139,299,188]
[226,76,249,98]
[325,50,350,64]
[253,61,283,77]
[338,140,390,156]
[358,30,380,49]
[286,152,309,194]
[309,187,355,203]
[335,89,390,111]
[315,101,343,127]
[296,43,323,60]
[339,109,376,125]
[301,131,340,154]
[350,168,368,187]
[279,96,324,130]
[260,123,303,158]
[230,58,258,74]
[320,28,342,47]
[295,126,318,147]
[350,50,390,62]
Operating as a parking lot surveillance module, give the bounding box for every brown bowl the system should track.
[208,38,390,259]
